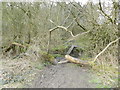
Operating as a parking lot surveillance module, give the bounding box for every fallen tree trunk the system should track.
[65,55,89,65]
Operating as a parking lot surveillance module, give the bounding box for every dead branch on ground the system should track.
[3,42,26,53]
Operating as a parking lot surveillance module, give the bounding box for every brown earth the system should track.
[32,63,96,88]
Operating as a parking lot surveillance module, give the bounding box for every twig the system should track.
[93,37,120,63]
[61,10,71,26]
[49,19,57,26]
[98,0,113,24]
[67,30,91,43]
[66,18,76,29]
[47,31,52,54]
[49,25,74,37]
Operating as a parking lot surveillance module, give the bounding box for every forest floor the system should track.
[1,54,116,88]
[32,63,97,88]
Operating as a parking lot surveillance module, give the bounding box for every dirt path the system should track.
[32,63,96,88]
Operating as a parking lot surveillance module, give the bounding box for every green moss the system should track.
[41,52,55,63]
[52,54,63,58]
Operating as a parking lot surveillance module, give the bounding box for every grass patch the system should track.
[89,76,111,88]
[92,64,118,88]
[43,61,51,66]
[96,84,111,88]
[34,63,44,70]
[89,78,102,84]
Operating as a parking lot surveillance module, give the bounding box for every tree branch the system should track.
[47,25,74,54]
[99,0,114,24]
[93,37,120,63]
[69,10,87,31]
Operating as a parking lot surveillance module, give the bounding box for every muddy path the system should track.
[32,63,96,88]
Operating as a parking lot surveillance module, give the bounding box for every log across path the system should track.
[32,63,96,88]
